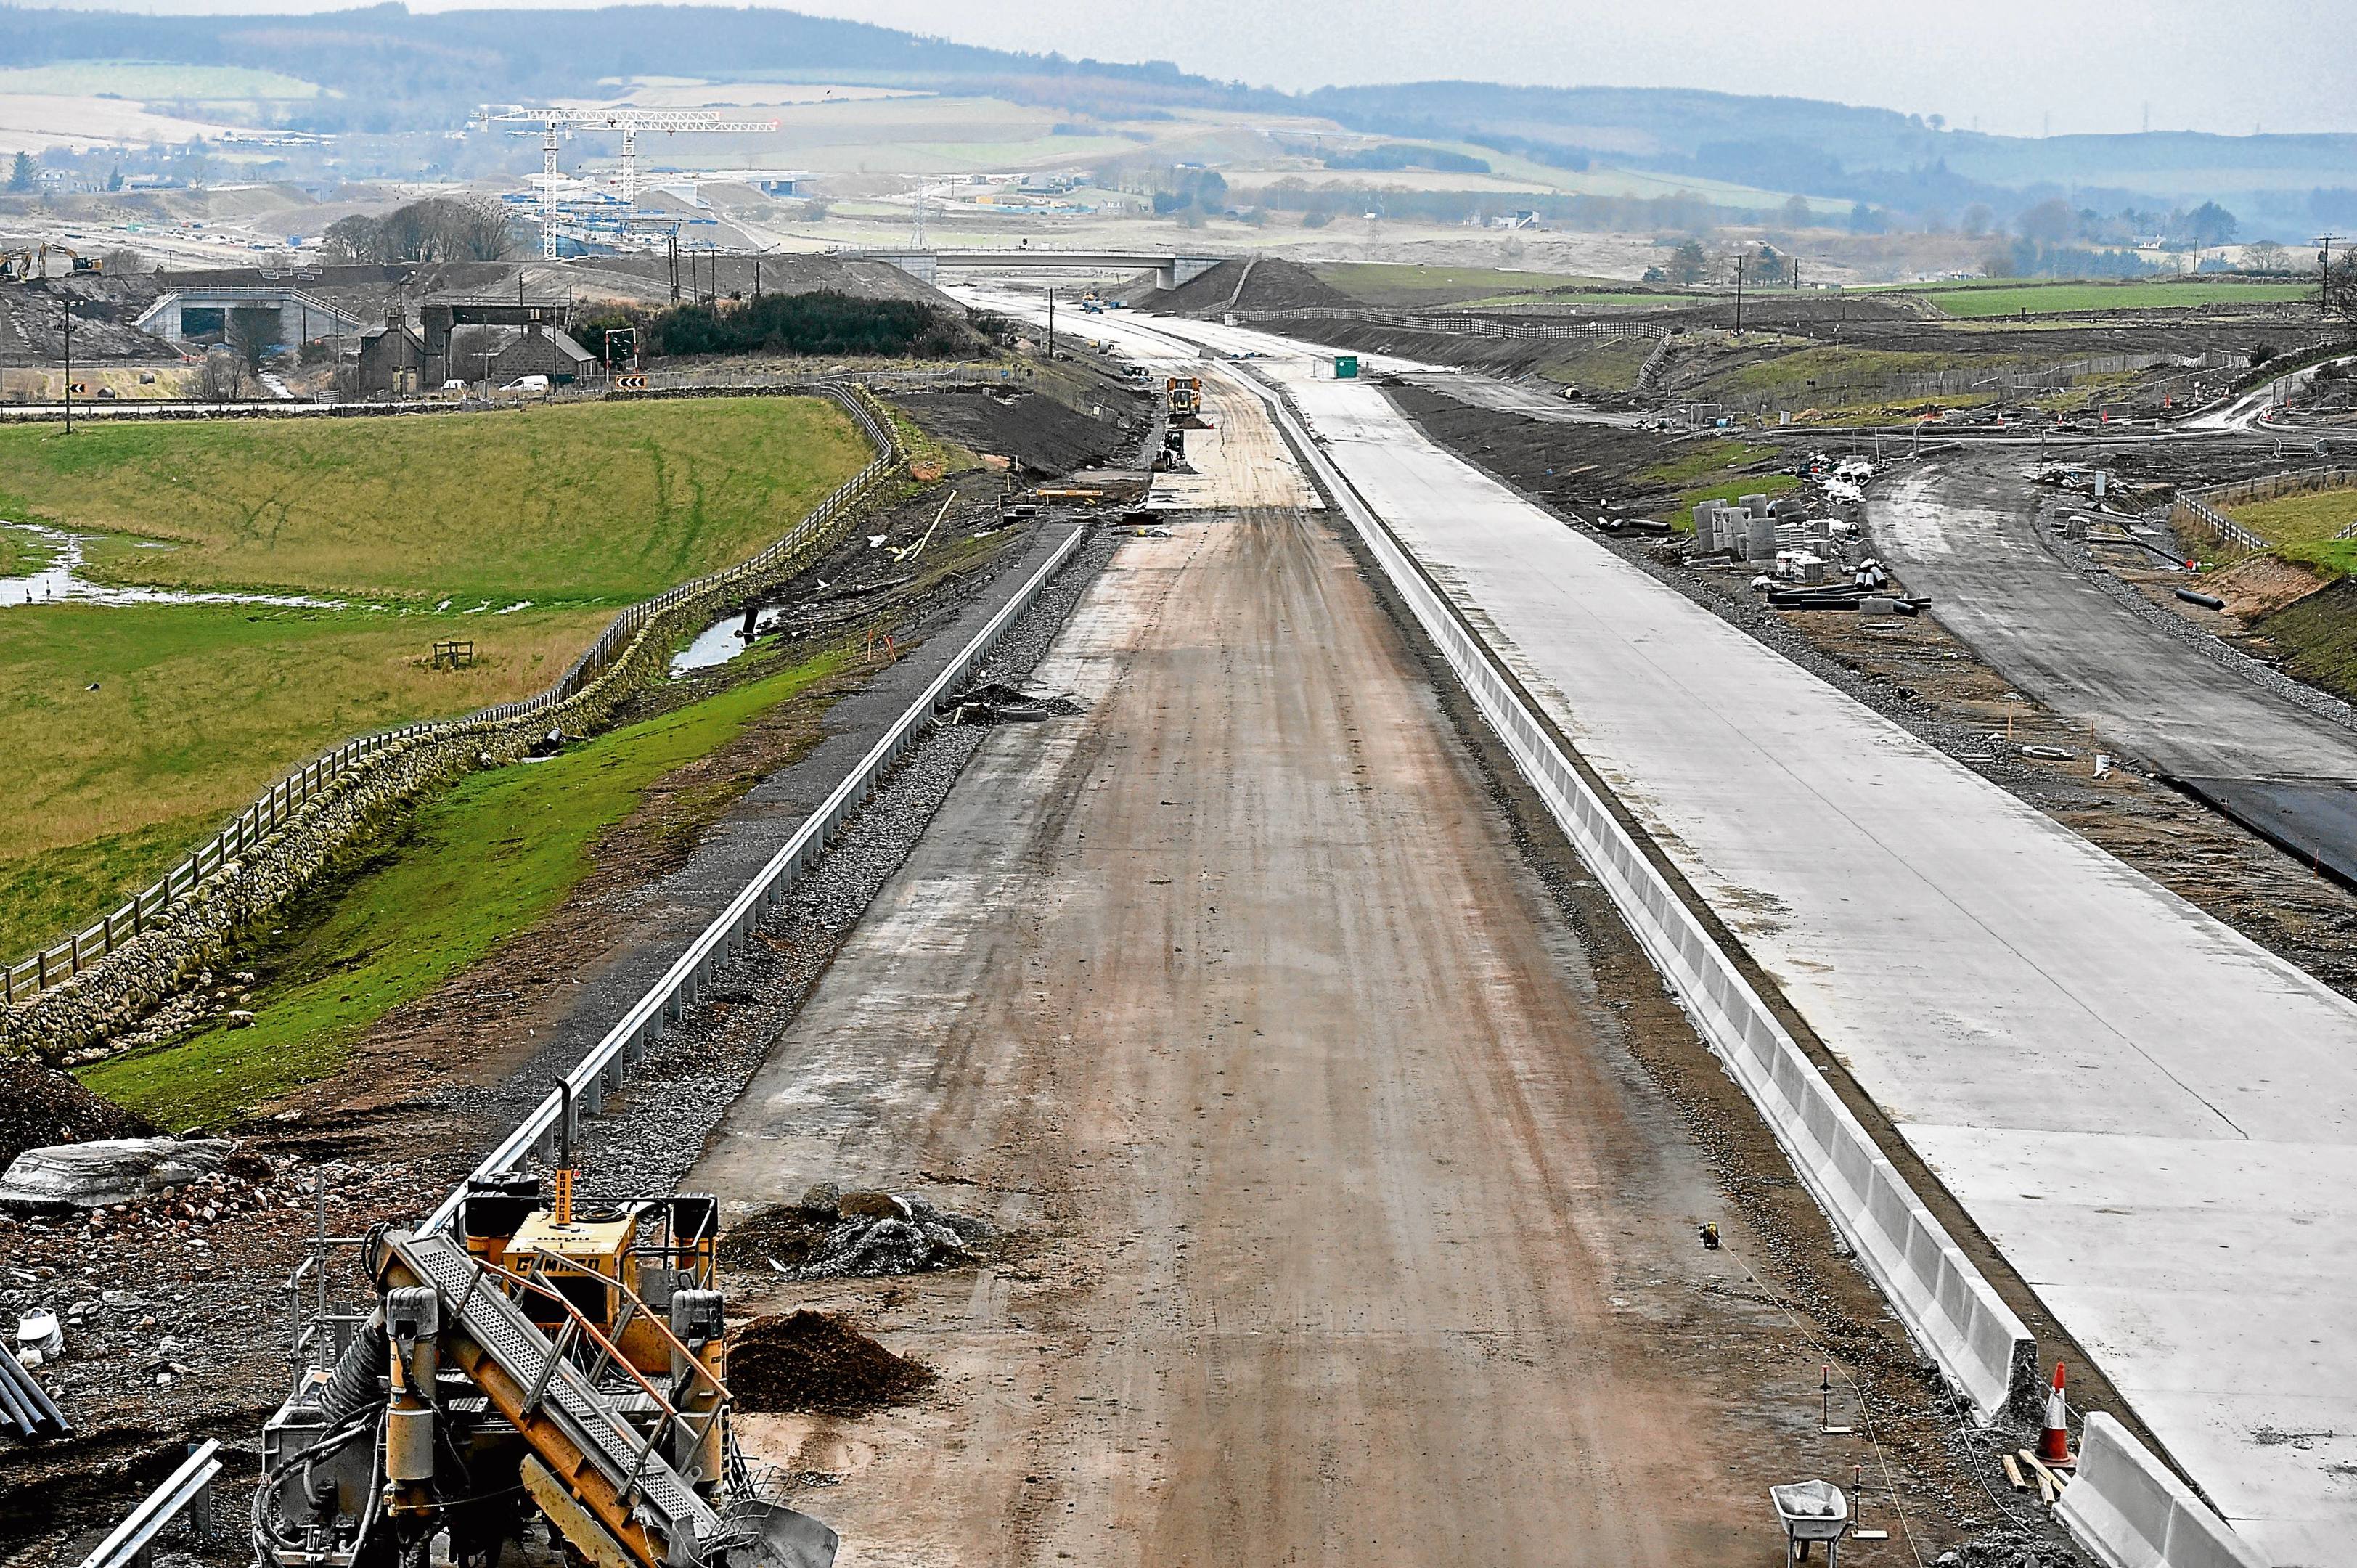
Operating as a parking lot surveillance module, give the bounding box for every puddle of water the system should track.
[0,520,342,610]
[670,610,764,677]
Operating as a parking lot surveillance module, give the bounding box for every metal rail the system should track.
[4,385,902,1006]
[420,517,1093,1233]
[74,1440,221,1568]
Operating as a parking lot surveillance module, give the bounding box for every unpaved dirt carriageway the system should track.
[694,379,1855,1564]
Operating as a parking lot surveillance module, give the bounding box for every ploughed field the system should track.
[0,396,868,962]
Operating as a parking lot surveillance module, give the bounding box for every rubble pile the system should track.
[719,1185,993,1278]
[727,1310,935,1416]
[937,682,1082,726]
[0,1057,155,1169]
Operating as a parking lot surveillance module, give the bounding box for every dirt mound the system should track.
[719,1190,995,1277]
[2212,552,2330,618]
[894,391,1131,477]
[0,1057,156,1170]
[563,253,957,310]
[728,1310,934,1416]
[1141,256,1355,317]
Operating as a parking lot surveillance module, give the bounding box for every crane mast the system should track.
[476,105,780,258]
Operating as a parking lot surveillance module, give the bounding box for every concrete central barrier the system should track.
[2058,1415,2266,1568]
[1242,367,2037,1421]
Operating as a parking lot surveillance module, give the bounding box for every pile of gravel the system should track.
[722,1185,992,1278]
[727,1310,934,1416]
[0,1058,156,1169]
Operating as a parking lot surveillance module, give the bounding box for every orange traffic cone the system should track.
[2039,1362,2072,1465]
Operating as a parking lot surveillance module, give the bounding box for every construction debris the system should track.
[938,682,1082,726]
[719,1188,996,1278]
[0,1346,70,1440]
[0,1138,231,1214]
[727,1310,936,1416]
[0,1058,155,1169]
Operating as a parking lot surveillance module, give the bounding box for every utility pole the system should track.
[667,231,679,303]
[1046,287,1055,360]
[61,297,72,433]
[2321,235,2340,322]
[1734,252,1745,337]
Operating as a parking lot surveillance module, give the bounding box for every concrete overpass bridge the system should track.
[134,284,368,348]
[848,248,1227,291]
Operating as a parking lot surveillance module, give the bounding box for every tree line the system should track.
[320,197,518,265]
[573,292,973,362]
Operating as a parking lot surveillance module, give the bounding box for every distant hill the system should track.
[1,4,2349,237]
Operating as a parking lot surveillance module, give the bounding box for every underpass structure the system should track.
[692,370,1898,1564]
[981,297,2352,1564]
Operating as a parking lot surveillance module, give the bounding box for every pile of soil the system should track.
[718,1188,995,1277]
[727,1310,934,1416]
[894,390,1128,477]
[1141,256,1356,316]
[0,1058,155,1169]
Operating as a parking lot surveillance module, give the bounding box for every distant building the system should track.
[347,314,424,396]
[486,323,595,386]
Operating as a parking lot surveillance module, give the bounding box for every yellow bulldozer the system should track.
[253,1167,835,1568]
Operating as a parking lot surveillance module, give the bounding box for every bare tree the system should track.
[199,345,249,400]
[2242,240,2291,274]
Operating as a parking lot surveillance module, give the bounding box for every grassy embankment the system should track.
[2228,485,2357,579]
[1877,278,2312,318]
[1312,262,1696,310]
[0,398,868,959]
[1639,439,1799,523]
[82,642,852,1127]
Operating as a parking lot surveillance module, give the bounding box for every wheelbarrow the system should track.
[1771,1479,1852,1564]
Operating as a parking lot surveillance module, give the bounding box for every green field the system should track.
[0,526,57,579]
[0,396,870,963]
[1638,439,1800,517]
[0,600,616,955]
[1314,262,1694,309]
[0,398,867,601]
[1881,279,2313,318]
[82,642,850,1127]
[2227,485,2357,546]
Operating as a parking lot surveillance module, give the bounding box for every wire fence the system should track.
[1,383,902,1007]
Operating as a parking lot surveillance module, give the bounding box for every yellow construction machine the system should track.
[1167,374,1209,429]
[253,1167,835,1568]
[0,244,101,284]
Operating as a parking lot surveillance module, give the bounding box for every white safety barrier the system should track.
[420,520,1094,1235]
[2057,1415,2266,1568]
[1237,367,2036,1420]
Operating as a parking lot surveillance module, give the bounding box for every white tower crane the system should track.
[477,106,781,258]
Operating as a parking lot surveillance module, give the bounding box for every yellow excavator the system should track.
[254,1162,836,1568]
[0,243,101,283]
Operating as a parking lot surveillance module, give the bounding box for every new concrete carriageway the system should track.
[850,247,1225,291]
[965,296,2352,1566]
[694,353,1924,1562]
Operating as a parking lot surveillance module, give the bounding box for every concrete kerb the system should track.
[0,387,909,1063]
[1235,363,2037,1422]
[420,518,1098,1236]
[2057,1416,2267,1568]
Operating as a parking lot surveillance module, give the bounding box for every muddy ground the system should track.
[0,393,1146,1562]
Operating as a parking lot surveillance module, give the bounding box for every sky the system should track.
[23,0,2357,139]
